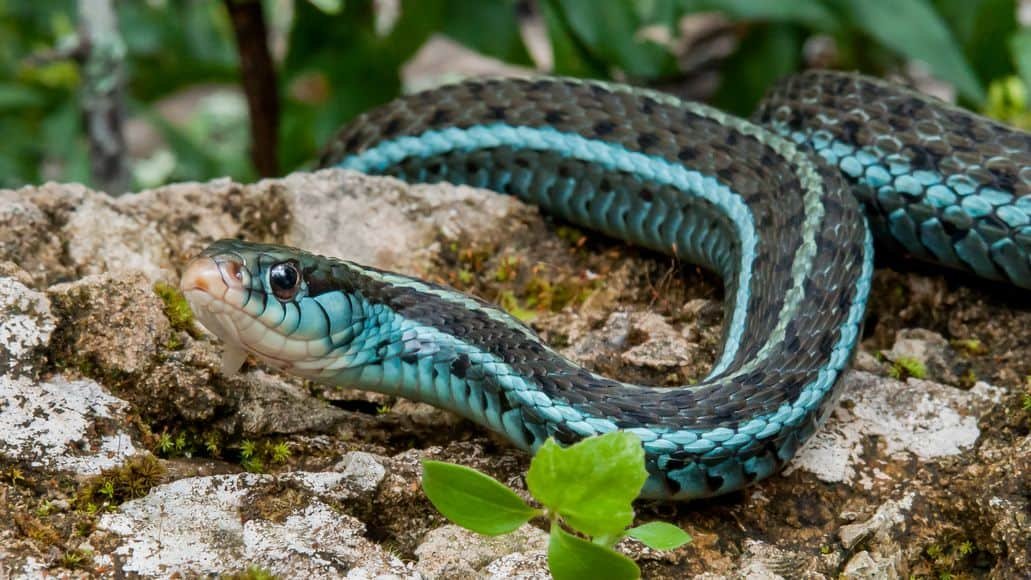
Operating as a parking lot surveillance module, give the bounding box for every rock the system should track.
[482,551,550,579]
[231,369,350,436]
[0,186,74,286]
[838,493,914,551]
[851,351,885,375]
[328,451,389,500]
[734,539,824,579]
[0,374,140,474]
[64,191,174,283]
[620,312,697,369]
[0,169,1027,577]
[0,269,55,377]
[788,371,1003,488]
[841,550,898,579]
[561,309,710,384]
[47,272,173,377]
[389,398,464,430]
[880,328,965,386]
[414,524,547,578]
[286,169,531,273]
[96,473,416,578]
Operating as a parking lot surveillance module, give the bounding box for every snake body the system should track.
[183,71,1030,500]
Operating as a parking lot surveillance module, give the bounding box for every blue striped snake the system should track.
[181,71,1029,500]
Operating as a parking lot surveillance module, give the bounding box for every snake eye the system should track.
[268,262,301,300]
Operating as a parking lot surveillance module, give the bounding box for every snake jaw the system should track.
[182,254,254,375]
[219,344,248,376]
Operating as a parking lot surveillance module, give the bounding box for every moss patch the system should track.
[154,281,198,336]
[76,455,166,511]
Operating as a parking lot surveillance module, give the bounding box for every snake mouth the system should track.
[181,254,315,374]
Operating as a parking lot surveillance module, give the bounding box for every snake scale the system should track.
[182,71,1030,500]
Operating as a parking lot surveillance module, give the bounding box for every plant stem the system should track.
[224,0,280,177]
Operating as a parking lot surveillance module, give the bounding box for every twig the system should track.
[224,0,280,177]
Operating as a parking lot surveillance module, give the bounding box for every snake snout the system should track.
[181,255,244,297]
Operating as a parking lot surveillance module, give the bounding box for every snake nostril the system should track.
[222,260,243,282]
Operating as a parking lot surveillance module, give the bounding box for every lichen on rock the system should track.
[0,169,1027,578]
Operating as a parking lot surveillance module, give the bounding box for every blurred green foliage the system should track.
[0,0,1027,190]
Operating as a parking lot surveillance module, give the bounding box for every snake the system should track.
[181,71,1030,500]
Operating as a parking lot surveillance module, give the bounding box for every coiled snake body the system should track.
[182,71,1030,500]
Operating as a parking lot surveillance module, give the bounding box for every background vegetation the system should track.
[1,0,1028,192]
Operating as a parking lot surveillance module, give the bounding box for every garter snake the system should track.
[182,71,1029,499]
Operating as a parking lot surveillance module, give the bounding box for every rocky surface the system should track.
[0,170,1028,578]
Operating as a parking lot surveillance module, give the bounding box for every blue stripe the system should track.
[334,123,758,377]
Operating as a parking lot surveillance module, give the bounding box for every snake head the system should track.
[181,239,361,377]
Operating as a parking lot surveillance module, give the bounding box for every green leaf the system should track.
[545,0,677,79]
[835,0,985,104]
[421,460,538,536]
[442,0,534,66]
[540,0,606,77]
[307,0,344,14]
[548,525,640,580]
[690,0,840,32]
[1011,30,1031,93]
[0,84,43,111]
[526,433,647,538]
[626,522,692,551]
[712,23,803,116]
[934,0,1017,85]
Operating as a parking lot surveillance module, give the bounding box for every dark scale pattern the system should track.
[320,77,866,374]
[193,73,1031,498]
[278,233,858,435]
[756,70,1031,287]
[311,76,873,449]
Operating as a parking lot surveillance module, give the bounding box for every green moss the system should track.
[204,431,222,457]
[224,565,279,580]
[950,338,986,356]
[498,290,537,323]
[555,225,587,246]
[923,536,978,578]
[77,455,166,509]
[7,466,26,486]
[154,281,197,335]
[888,356,927,380]
[240,439,265,473]
[494,255,521,282]
[59,548,94,570]
[14,513,61,545]
[267,441,291,464]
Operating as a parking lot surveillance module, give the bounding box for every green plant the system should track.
[888,356,927,380]
[60,548,93,570]
[421,432,691,579]
[98,480,116,500]
[267,441,292,464]
[240,439,265,473]
[2,0,1026,190]
[77,455,166,509]
[225,564,279,580]
[204,431,221,457]
[35,500,55,517]
[153,281,197,334]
